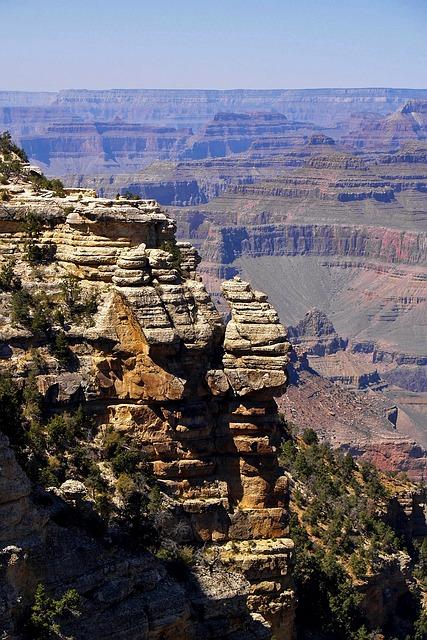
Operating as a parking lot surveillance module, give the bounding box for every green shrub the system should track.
[0,260,21,291]
[294,450,312,478]
[29,583,80,640]
[10,288,33,327]
[278,413,294,438]
[60,276,81,311]
[414,610,427,640]
[160,240,182,272]
[115,486,154,546]
[23,211,43,238]
[292,541,365,638]
[50,331,71,364]
[45,414,79,453]
[101,428,123,458]
[102,429,144,476]
[37,465,61,489]
[0,158,22,178]
[156,546,175,562]
[85,464,108,495]
[60,276,98,323]
[155,543,195,581]
[22,371,44,428]
[148,484,163,513]
[0,131,28,161]
[29,174,65,197]
[349,553,367,580]
[25,241,57,265]
[178,545,195,566]
[338,451,356,482]
[116,472,136,498]
[0,372,22,442]
[279,438,296,468]
[418,537,427,579]
[10,289,56,340]
[111,448,142,476]
[21,212,57,265]
[302,428,319,445]
[94,492,114,520]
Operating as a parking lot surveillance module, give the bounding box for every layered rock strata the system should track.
[0,177,295,638]
[287,308,348,357]
[341,101,427,150]
[278,352,427,481]
[19,122,193,175]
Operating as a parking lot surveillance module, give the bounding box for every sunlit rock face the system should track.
[0,165,295,639]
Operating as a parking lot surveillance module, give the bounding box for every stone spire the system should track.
[222,277,291,396]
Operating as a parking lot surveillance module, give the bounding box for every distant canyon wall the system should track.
[2,88,427,128]
[2,88,427,175]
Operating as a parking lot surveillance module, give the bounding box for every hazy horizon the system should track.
[2,86,427,93]
[1,0,427,91]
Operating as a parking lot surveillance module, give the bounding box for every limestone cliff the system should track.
[0,156,294,638]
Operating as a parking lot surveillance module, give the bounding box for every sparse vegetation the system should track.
[23,211,43,237]
[29,583,80,640]
[60,276,98,324]
[0,157,22,180]
[10,288,65,346]
[21,212,57,265]
[50,330,71,365]
[26,241,57,265]
[160,239,182,272]
[0,259,21,291]
[29,174,65,197]
[122,190,140,200]
[0,132,28,181]
[301,426,318,445]
[7,275,97,364]
[10,288,34,328]
[0,131,28,161]
[0,132,65,196]
[155,542,196,582]
[0,369,163,546]
[279,426,424,639]
[0,372,23,443]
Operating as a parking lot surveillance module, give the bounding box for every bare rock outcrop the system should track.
[222,278,290,396]
[287,308,347,356]
[0,168,295,638]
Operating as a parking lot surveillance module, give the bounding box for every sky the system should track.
[1,0,427,91]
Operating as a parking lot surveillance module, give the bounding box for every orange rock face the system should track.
[0,180,296,638]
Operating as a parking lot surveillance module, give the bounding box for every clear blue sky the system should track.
[1,0,426,90]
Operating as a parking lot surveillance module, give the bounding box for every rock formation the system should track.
[0,159,295,638]
[178,112,314,161]
[160,145,427,448]
[342,100,427,150]
[287,309,383,389]
[3,87,427,145]
[68,140,427,463]
[20,122,193,175]
[287,308,347,357]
